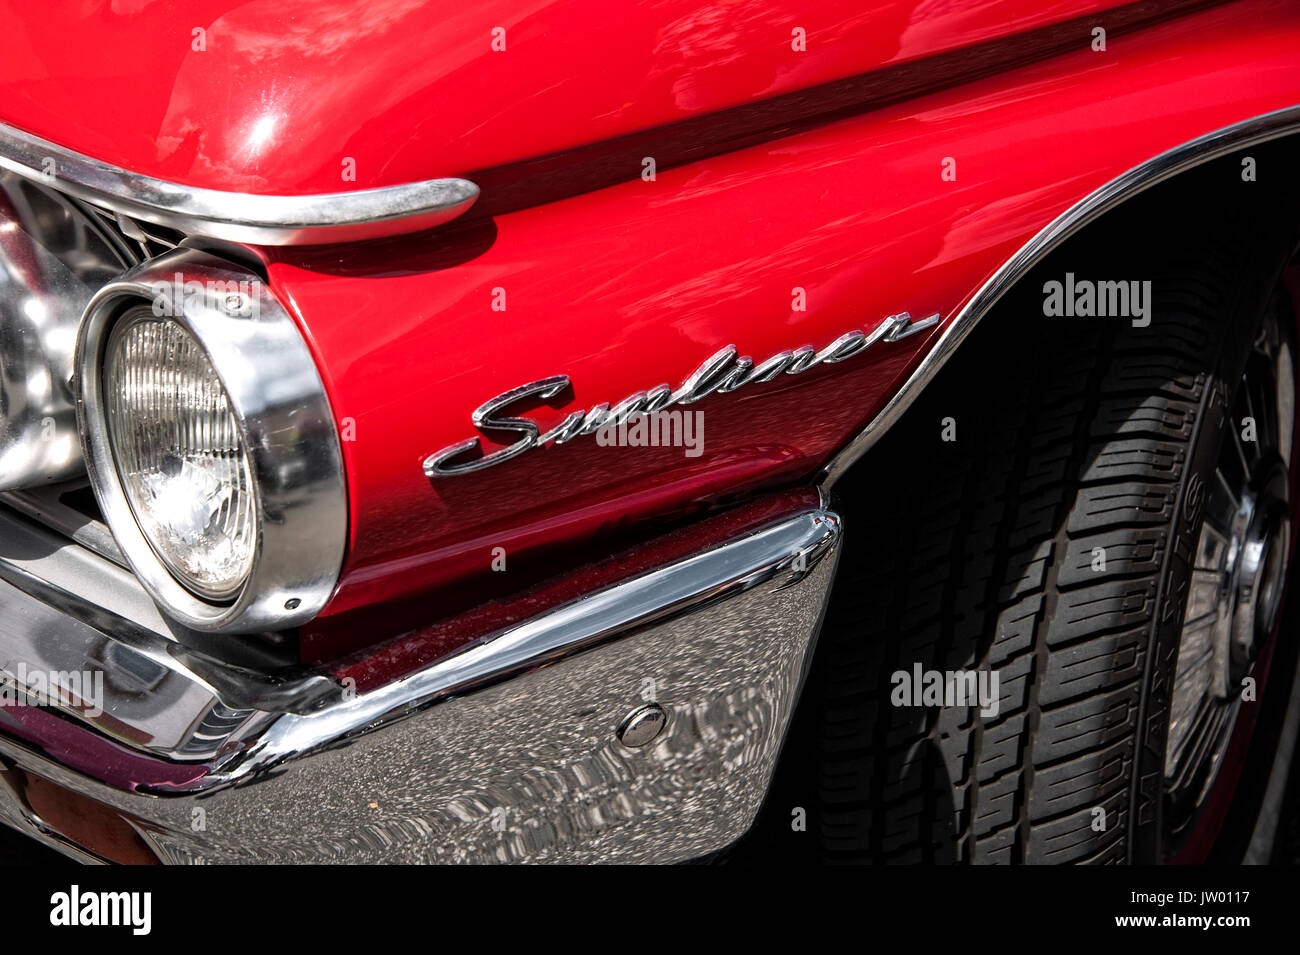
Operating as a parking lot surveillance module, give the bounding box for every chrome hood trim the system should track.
[0,121,479,246]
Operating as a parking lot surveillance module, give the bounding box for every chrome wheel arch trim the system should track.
[820,104,1300,488]
[0,121,478,246]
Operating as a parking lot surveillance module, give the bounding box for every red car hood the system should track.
[0,0,1141,196]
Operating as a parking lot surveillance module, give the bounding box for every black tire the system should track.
[816,183,1299,864]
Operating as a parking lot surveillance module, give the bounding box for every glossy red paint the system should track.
[257,0,1300,656]
[2,0,1160,194]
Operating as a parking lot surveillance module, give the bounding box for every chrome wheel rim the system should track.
[1164,310,1295,837]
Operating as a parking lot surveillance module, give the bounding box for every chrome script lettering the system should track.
[423,311,939,477]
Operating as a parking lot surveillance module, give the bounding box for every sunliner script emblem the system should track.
[424,311,940,477]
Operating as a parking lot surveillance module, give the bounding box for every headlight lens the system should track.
[103,308,257,599]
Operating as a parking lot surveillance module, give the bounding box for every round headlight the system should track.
[77,249,347,633]
[103,308,257,599]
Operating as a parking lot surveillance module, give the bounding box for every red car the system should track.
[0,0,1298,866]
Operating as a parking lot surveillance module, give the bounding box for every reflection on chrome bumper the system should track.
[0,496,841,863]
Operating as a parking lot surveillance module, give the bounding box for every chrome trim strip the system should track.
[75,250,348,632]
[225,505,841,787]
[820,104,1300,487]
[0,121,479,246]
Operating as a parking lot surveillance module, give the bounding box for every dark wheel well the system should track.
[731,133,1300,864]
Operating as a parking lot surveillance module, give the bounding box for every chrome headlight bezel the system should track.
[76,249,347,632]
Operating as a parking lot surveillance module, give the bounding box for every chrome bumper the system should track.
[0,496,841,863]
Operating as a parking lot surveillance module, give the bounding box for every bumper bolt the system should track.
[617,703,668,747]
